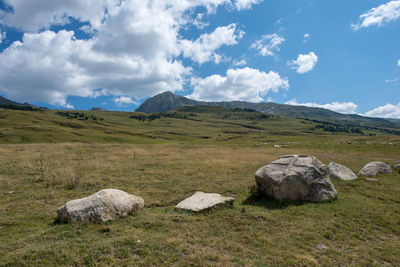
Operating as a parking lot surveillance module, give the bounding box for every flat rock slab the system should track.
[329,162,357,180]
[175,191,235,212]
[57,189,144,223]
[358,161,392,176]
[255,155,337,202]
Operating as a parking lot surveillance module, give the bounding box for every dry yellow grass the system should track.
[0,142,399,265]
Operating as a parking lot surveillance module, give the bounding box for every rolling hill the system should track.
[135,91,400,129]
[0,95,37,110]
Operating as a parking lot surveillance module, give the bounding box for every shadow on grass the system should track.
[242,192,308,210]
[50,217,67,226]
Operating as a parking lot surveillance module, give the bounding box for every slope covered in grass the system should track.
[0,107,399,265]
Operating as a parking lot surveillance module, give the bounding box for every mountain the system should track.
[135,91,200,113]
[0,96,37,110]
[135,91,399,128]
[91,107,106,111]
[0,96,28,107]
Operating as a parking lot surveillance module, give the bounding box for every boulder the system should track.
[175,191,234,212]
[328,162,357,181]
[254,155,337,202]
[393,164,400,170]
[358,161,392,176]
[57,189,144,223]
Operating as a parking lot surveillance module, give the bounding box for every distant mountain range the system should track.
[135,91,400,128]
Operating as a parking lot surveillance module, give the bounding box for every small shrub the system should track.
[65,173,80,190]
[26,152,50,182]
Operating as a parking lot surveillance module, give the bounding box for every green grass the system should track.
[0,108,399,266]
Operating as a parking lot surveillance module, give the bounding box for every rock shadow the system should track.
[242,187,308,210]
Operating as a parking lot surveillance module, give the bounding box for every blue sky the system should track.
[0,0,399,118]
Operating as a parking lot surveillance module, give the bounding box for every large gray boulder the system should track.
[329,162,357,181]
[255,155,337,202]
[57,189,144,223]
[358,161,392,176]
[175,191,234,212]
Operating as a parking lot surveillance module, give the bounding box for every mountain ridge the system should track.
[135,91,400,128]
[0,95,39,110]
[0,96,30,107]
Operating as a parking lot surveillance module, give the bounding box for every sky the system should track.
[0,0,399,118]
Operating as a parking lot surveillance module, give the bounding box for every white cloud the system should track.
[232,58,247,66]
[398,58,400,66]
[0,31,93,107]
[303,33,310,43]
[364,102,400,119]
[385,78,399,83]
[0,31,6,43]
[0,0,273,107]
[114,96,137,106]
[285,99,358,114]
[275,18,284,25]
[288,52,318,74]
[0,27,188,106]
[188,67,289,102]
[251,33,285,57]
[181,24,244,64]
[0,0,118,32]
[351,0,400,30]
[192,13,209,29]
[0,0,256,33]
[0,0,241,107]
[234,0,263,11]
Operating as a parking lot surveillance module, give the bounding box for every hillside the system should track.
[1,106,400,145]
[0,107,399,266]
[0,95,37,110]
[136,92,400,129]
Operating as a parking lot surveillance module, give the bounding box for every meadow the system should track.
[0,107,399,266]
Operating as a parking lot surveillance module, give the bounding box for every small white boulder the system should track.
[329,162,357,181]
[57,189,144,223]
[358,161,392,177]
[175,191,235,212]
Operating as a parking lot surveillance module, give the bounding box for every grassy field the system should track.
[0,107,399,266]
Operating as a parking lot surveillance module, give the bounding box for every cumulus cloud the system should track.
[181,24,244,64]
[351,0,400,30]
[0,0,118,32]
[398,58,400,66]
[0,0,259,32]
[114,96,137,106]
[364,102,400,119]
[288,52,318,74]
[0,27,188,106]
[251,33,285,57]
[188,67,289,102]
[0,31,93,107]
[0,0,247,106]
[234,0,263,11]
[285,99,358,114]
